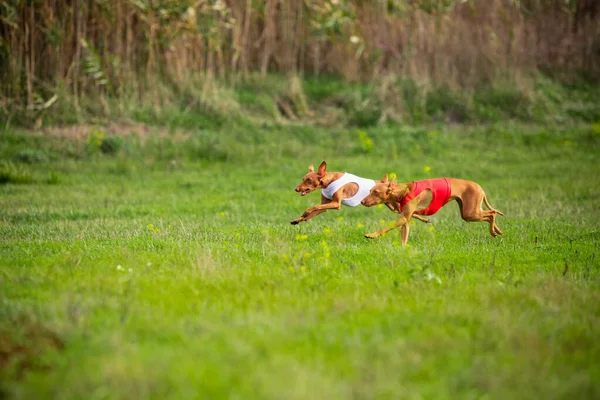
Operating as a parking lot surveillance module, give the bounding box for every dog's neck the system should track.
[386,184,411,208]
[319,172,345,188]
[392,184,411,199]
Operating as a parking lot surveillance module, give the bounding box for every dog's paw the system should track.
[364,233,378,239]
[290,219,302,225]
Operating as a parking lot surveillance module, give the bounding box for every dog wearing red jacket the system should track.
[361,175,504,245]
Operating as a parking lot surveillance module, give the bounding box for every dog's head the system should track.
[361,174,395,207]
[295,161,327,196]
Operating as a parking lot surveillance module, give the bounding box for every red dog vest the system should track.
[399,178,452,216]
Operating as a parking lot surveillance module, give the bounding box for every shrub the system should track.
[0,162,34,184]
[14,149,48,164]
[473,85,531,121]
[99,135,126,155]
[425,86,470,123]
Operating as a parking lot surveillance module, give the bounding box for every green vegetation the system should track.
[2,1,599,126]
[5,72,598,131]
[1,110,599,398]
[2,0,599,397]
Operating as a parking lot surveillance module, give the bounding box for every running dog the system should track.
[360,175,504,245]
[291,162,429,225]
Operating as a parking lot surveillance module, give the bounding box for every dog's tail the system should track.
[483,194,505,216]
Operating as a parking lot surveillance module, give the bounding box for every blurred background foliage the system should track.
[0,0,598,127]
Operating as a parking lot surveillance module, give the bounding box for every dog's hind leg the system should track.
[494,225,504,236]
[459,188,501,237]
[412,214,431,223]
[482,192,504,235]
[487,211,498,237]
[483,193,504,216]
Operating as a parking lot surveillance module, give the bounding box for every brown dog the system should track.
[361,175,504,245]
[291,162,430,225]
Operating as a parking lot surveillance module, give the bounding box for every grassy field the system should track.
[1,119,600,399]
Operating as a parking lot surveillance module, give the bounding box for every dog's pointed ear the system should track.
[308,164,314,173]
[317,161,327,177]
[387,181,395,194]
[382,174,388,183]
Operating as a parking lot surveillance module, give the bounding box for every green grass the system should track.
[5,71,599,130]
[1,119,600,399]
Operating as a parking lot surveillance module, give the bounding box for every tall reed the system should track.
[0,0,598,117]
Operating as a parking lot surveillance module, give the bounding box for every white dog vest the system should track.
[321,173,376,207]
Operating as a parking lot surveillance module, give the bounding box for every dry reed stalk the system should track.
[0,0,598,111]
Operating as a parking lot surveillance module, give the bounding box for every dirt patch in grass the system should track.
[42,121,155,140]
[30,121,194,144]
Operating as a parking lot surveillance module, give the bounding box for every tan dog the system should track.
[361,175,504,245]
[291,162,430,225]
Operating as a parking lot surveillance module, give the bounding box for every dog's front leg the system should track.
[365,199,418,241]
[386,202,428,223]
[290,208,327,224]
[401,223,410,245]
[291,202,340,224]
[364,214,409,239]
[291,194,342,225]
